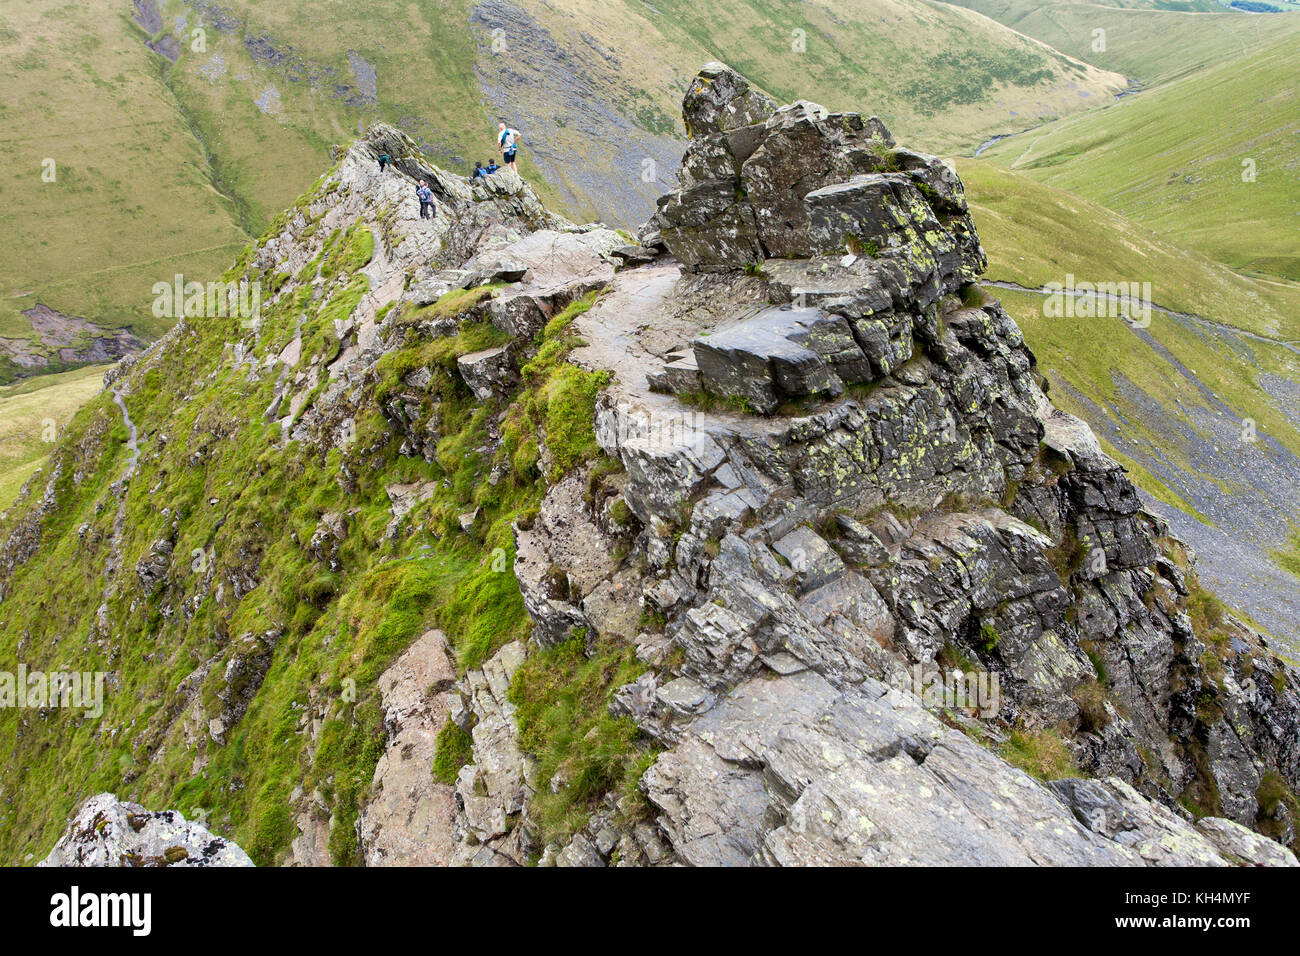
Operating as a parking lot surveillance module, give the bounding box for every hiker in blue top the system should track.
[416,180,434,220]
[496,122,521,173]
[378,151,390,172]
[471,161,487,180]
[485,159,499,175]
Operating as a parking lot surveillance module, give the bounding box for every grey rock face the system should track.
[691,306,869,413]
[642,673,1124,866]
[41,793,253,867]
[581,64,1300,866]
[135,537,173,593]
[357,629,459,867]
[457,345,517,401]
[652,64,982,284]
[681,62,777,137]
[1051,777,1297,867]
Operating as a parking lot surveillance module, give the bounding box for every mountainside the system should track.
[1,0,1127,382]
[5,65,1299,867]
[978,29,1300,281]
[941,1,1300,85]
[957,160,1300,647]
[0,0,249,382]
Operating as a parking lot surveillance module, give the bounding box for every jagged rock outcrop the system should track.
[40,794,253,867]
[5,70,1298,870]
[383,65,1300,867]
[550,64,1300,865]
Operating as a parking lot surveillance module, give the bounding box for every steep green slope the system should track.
[0,1,249,364]
[960,159,1300,636]
[0,365,108,511]
[0,141,633,864]
[978,31,1300,280]
[961,155,1300,494]
[942,1,1300,86]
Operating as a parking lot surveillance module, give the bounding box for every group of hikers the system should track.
[376,121,523,222]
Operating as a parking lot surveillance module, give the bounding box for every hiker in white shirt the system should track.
[497,122,522,173]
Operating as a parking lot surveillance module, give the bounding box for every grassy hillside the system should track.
[961,157,1300,469]
[942,1,1300,86]
[0,2,249,350]
[511,0,1125,149]
[0,161,633,864]
[0,365,108,511]
[960,158,1300,635]
[978,31,1300,281]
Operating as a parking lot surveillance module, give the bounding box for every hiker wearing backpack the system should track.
[378,151,391,172]
[471,161,487,180]
[416,180,434,220]
[497,122,521,172]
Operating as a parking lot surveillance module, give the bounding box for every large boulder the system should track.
[40,794,253,867]
[652,63,983,283]
[691,306,864,413]
[681,62,776,137]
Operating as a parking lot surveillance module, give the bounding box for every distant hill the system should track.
[939,1,1300,85]
[977,30,1300,281]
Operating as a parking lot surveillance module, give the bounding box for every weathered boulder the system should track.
[653,63,983,287]
[681,62,776,137]
[40,794,253,867]
[457,345,517,401]
[692,307,860,412]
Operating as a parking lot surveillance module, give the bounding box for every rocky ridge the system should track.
[465,64,1300,865]
[11,65,1300,868]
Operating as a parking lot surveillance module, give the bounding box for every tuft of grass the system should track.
[432,718,474,786]
[1269,526,1300,583]
[1000,728,1081,781]
[507,634,648,848]
[543,365,611,478]
[1256,770,1300,855]
[1070,680,1111,734]
[398,283,506,325]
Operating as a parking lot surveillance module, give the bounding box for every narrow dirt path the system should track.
[110,388,140,480]
[984,279,1300,355]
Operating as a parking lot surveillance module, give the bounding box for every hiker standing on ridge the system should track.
[496,122,521,173]
[416,180,434,220]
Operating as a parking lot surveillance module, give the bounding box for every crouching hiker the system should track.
[378,151,391,172]
[416,180,434,219]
